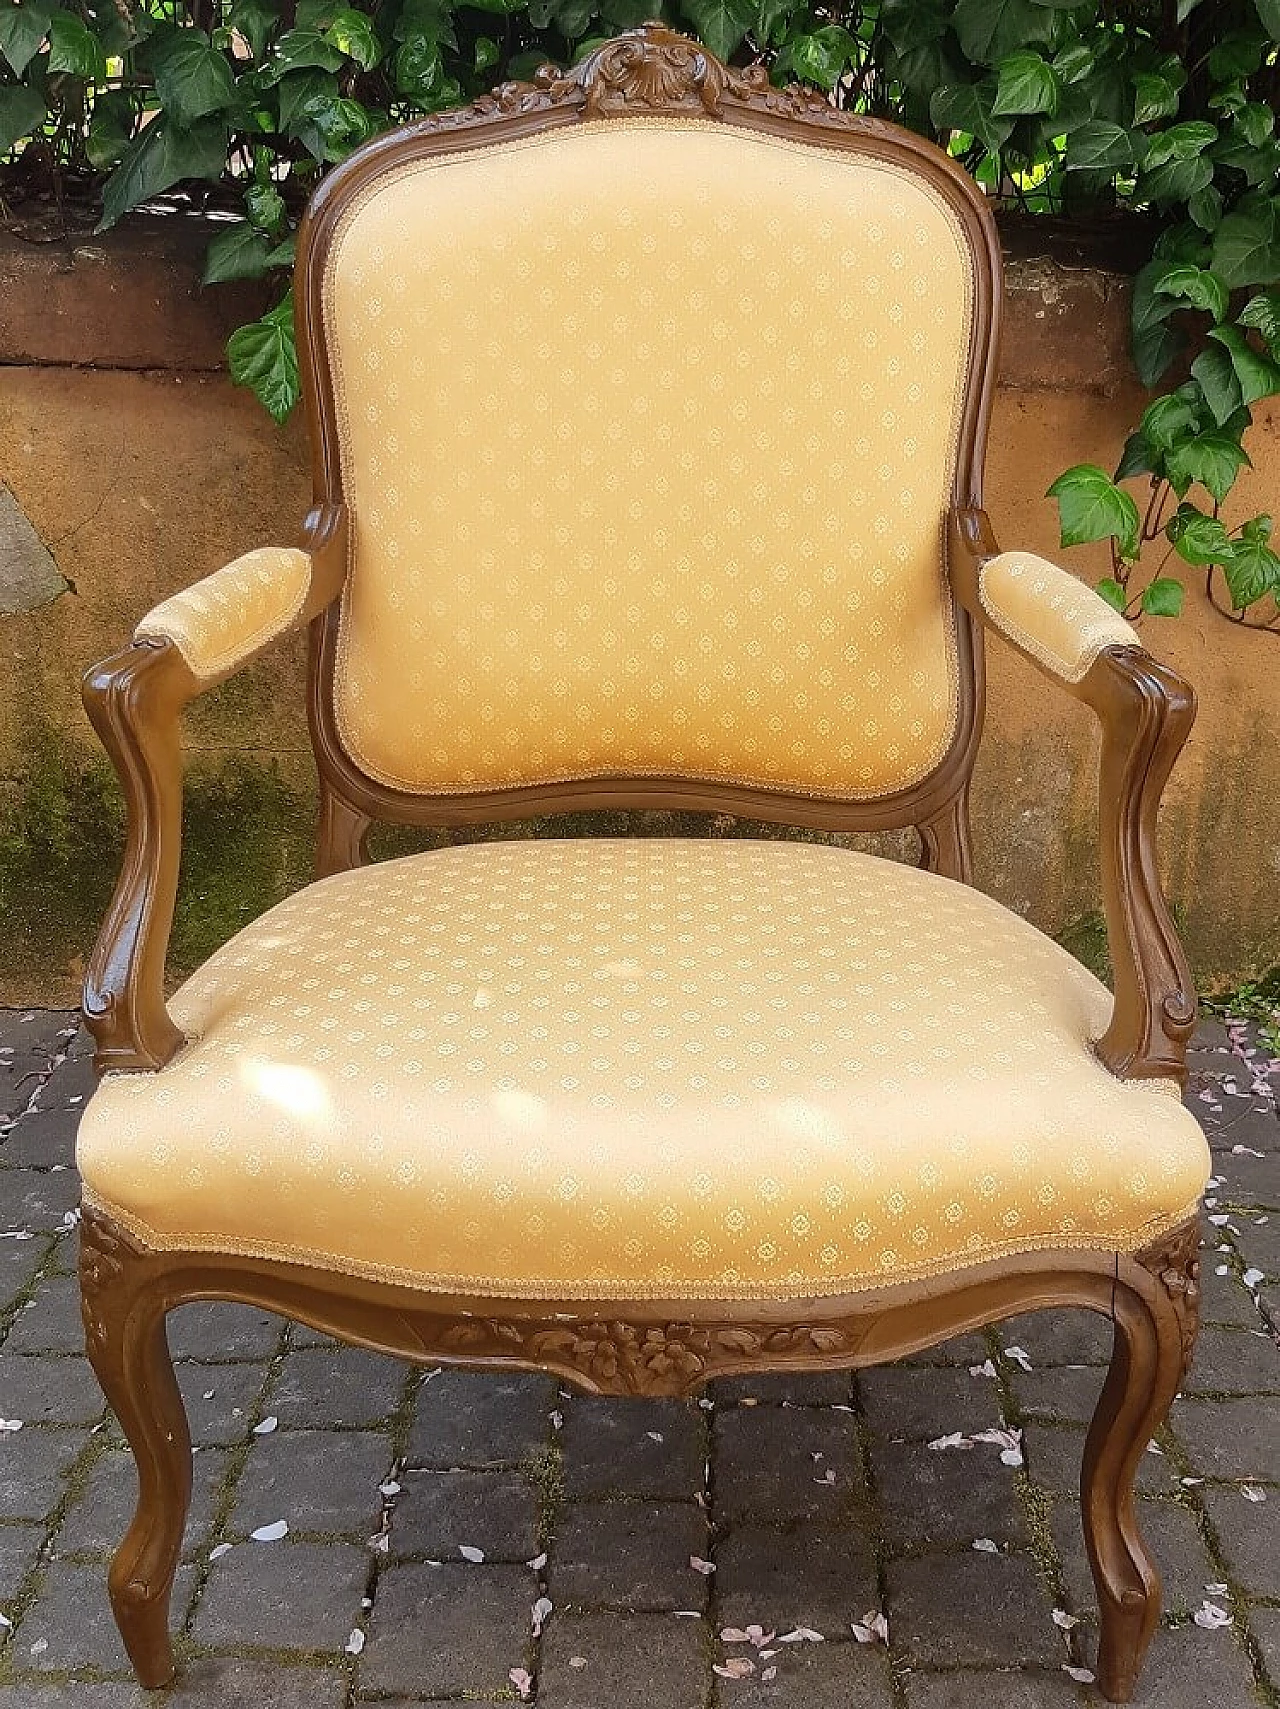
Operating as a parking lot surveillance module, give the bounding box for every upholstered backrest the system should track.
[315,95,991,803]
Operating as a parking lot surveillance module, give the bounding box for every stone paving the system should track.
[0,1008,1277,1708]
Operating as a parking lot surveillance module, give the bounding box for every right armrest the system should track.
[82,505,348,1076]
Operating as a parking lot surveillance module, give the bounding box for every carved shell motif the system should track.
[420,22,848,132]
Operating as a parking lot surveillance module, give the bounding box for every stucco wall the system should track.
[0,218,1276,1002]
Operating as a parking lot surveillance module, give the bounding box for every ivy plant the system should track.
[2,0,1279,631]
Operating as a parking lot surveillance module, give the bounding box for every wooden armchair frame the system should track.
[78,28,1201,1703]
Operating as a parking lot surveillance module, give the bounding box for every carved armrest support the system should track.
[82,506,348,1076]
[948,506,1197,1086]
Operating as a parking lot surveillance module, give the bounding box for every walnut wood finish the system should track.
[949,505,1198,1084]
[77,28,1203,1701]
[80,1204,1200,1698]
[81,503,347,1070]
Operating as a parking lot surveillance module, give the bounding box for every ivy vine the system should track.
[2,0,1279,629]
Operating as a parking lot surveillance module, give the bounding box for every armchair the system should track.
[76,27,1208,1703]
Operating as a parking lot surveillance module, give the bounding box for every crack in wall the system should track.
[0,485,70,615]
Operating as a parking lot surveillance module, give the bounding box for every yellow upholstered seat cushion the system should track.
[77,840,1208,1301]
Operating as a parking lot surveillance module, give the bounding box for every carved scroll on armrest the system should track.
[82,506,348,1076]
[948,506,1197,1086]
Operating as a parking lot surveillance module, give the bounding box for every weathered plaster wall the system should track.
[1,219,1276,1003]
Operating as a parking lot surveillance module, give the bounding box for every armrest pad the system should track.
[135,547,313,681]
[978,551,1139,684]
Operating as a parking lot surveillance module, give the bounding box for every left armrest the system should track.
[82,505,348,1075]
[135,545,316,683]
[949,505,1197,1086]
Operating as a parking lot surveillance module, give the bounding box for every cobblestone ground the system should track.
[0,1010,1277,1709]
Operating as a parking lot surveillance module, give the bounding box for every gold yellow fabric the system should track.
[78,839,1208,1302]
[979,551,1139,684]
[323,121,974,800]
[135,547,312,680]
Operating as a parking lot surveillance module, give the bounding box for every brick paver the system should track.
[0,1008,1277,1705]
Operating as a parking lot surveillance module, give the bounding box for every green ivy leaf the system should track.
[1238,101,1275,148]
[1168,506,1235,567]
[277,67,335,130]
[1190,343,1245,425]
[325,7,380,70]
[1134,322,1184,389]
[203,219,279,284]
[1208,323,1280,405]
[884,1,956,94]
[245,182,286,234]
[47,10,107,79]
[0,0,54,75]
[1133,69,1182,126]
[1114,431,1157,482]
[1208,33,1265,82]
[1137,155,1213,206]
[779,24,857,91]
[1096,578,1128,612]
[1212,211,1280,288]
[264,24,345,82]
[953,0,1051,64]
[1050,42,1092,85]
[394,33,443,98]
[227,292,298,423]
[1241,513,1274,545]
[992,50,1059,117]
[1255,0,1280,42]
[1141,577,1185,616]
[678,0,754,61]
[930,82,1013,153]
[392,0,452,43]
[0,83,45,152]
[1139,391,1198,453]
[1046,464,1142,559]
[1189,185,1223,232]
[1131,259,1185,386]
[753,0,795,47]
[85,87,133,168]
[1164,432,1251,503]
[152,32,238,126]
[1143,120,1217,168]
[293,91,376,162]
[228,0,279,58]
[1153,265,1229,322]
[98,114,229,229]
[1064,120,1132,172]
[1239,291,1280,354]
[1222,534,1280,607]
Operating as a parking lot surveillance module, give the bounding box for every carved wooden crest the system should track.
[425,22,849,132]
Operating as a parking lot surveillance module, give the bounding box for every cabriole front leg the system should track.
[80,1207,191,1689]
[1082,1221,1199,1702]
